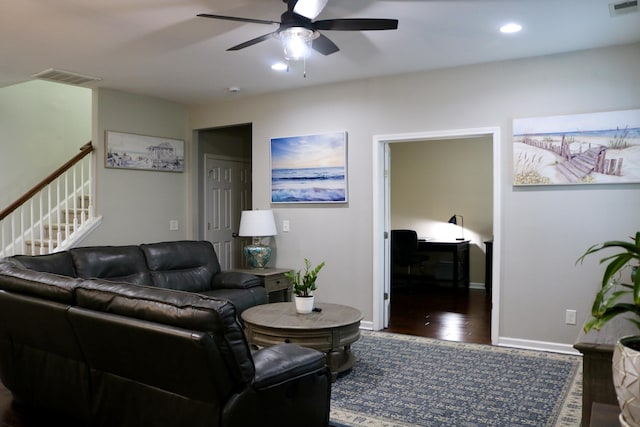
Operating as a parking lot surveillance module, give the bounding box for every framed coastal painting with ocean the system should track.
[513,109,640,186]
[271,131,348,203]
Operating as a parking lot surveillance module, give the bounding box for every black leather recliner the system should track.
[0,241,332,426]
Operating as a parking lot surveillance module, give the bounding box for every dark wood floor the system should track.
[386,282,492,344]
[0,282,491,426]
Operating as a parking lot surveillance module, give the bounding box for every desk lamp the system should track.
[238,210,278,268]
[448,214,465,241]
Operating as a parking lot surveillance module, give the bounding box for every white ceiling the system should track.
[2,0,639,106]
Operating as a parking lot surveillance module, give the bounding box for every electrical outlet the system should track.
[169,220,179,231]
[282,220,290,232]
[565,309,577,325]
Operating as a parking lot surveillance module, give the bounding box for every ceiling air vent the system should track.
[31,68,102,87]
[609,0,638,17]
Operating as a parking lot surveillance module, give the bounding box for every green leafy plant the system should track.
[577,231,640,332]
[285,258,325,297]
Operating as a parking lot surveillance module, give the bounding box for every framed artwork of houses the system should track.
[271,131,348,203]
[105,131,184,172]
[513,109,640,186]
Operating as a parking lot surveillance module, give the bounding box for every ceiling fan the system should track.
[197,0,398,58]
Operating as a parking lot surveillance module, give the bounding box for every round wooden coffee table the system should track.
[241,302,362,378]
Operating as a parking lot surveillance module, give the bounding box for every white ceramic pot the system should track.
[293,295,314,314]
[613,336,640,427]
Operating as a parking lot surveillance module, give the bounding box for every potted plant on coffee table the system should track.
[285,258,325,314]
[577,231,640,426]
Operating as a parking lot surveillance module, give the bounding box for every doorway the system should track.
[196,124,252,270]
[372,127,502,344]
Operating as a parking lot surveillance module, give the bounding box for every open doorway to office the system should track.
[372,127,502,345]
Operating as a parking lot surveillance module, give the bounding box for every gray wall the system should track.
[82,88,190,245]
[190,43,640,350]
[0,80,91,209]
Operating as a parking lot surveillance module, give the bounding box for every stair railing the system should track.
[0,142,95,257]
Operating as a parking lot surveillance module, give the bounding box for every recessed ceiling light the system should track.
[500,23,522,34]
[271,62,289,71]
[227,86,241,93]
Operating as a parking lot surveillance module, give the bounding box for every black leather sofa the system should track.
[9,240,267,316]
[0,241,332,426]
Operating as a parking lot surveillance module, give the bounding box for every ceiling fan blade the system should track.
[227,32,276,51]
[197,13,279,26]
[314,18,398,31]
[312,33,339,56]
[292,0,329,20]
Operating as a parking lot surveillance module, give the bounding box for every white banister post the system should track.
[64,171,70,239]
[72,166,78,231]
[29,200,34,255]
[56,178,61,247]
[47,186,53,253]
[89,151,94,220]
[38,191,44,255]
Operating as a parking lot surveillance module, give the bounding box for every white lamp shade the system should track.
[238,210,277,237]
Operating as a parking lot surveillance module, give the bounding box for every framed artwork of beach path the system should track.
[513,109,640,186]
[271,131,348,203]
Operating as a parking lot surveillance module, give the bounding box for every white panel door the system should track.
[204,156,251,270]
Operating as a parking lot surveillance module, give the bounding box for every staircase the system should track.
[0,142,102,257]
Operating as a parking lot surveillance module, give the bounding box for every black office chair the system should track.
[391,229,429,288]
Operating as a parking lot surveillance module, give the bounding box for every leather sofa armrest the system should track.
[252,343,327,389]
[212,272,261,289]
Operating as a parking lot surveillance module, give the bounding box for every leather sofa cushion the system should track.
[0,262,82,304]
[201,288,267,315]
[70,246,151,285]
[10,252,76,277]
[75,280,255,384]
[141,241,220,293]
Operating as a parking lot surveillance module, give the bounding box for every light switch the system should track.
[282,220,290,232]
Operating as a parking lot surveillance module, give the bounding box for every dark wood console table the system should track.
[574,317,635,426]
[417,240,470,287]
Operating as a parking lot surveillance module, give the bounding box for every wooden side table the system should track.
[231,268,292,302]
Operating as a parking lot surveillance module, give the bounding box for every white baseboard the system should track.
[361,323,580,355]
[497,336,580,355]
[360,320,374,330]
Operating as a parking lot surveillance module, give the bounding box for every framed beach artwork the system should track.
[105,131,184,172]
[271,131,348,203]
[513,109,640,186]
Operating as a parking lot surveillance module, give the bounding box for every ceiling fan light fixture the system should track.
[279,27,314,61]
[293,0,328,20]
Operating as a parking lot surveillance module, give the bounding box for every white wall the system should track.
[82,88,190,246]
[0,80,91,209]
[190,43,640,349]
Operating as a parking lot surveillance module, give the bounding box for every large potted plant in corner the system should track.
[285,258,325,314]
[577,231,640,427]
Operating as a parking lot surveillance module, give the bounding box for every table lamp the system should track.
[448,214,465,241]
[238,210,278,268]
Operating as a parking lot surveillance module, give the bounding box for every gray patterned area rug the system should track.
[330,331,582,427]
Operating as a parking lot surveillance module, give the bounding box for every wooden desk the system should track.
[417,240,470,287]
